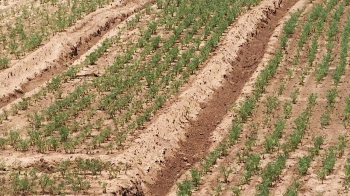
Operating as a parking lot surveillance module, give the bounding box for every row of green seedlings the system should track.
[222,94,316,195]
[210,122,260,195]
[319,10,350,129]
[87,0,246,150]
[342,2,350,178]
[285,3,349,192]
[284,135,323,196]
[317,136,347,184]
[204,73,314,195]
[0,4,146,123]
[3,1,185,153]
[66,0,246,152]
[55,0,230,151]
[230,115,284,194]
[176,9,302,196]
[0,0,119,69]
[0,36,120,151]
[277,0,332,117]
[228,78,300,193]
[298,0,339,85]
[332,12,350,85]
[344,155,350,190]
[213,115,285,194]
[0,0,243,153]
[187,1,336,190]
[320,87,338,128]
[277,7,349,187]
[292,0,345,129]
[296,0,349,132]
[314,2,345,83]
[238,122,260,180]
[1,158,121,195]
[208,84,299,195]
[285,134,346,195]
[342,96,350,128]
[255,91,318,196]
[89,0,206,134]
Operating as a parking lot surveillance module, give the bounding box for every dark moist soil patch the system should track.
[146,0,300,195]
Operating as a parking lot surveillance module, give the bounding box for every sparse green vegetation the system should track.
[0,0,350,195]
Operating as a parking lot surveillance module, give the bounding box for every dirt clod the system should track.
[118,180,145,196]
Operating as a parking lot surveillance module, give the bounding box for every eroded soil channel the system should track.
[147,0,300,195]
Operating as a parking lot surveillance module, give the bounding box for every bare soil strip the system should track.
[82,0,285,194]
[0,0,150,108]
[146,0,300,195]
[170,1,309,195]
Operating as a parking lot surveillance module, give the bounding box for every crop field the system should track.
[0,0,349,195]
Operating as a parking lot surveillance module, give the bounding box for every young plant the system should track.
[343,97,350,128]
[336,135,347,157]
[318,148,336,183]
[320,113,330,128]
[220,166,233,183]
[0,56,9,69]
[190,169,201,187]
[285,179,300,196]
[176,179,193,196]
[278,82,285,95]
[284,101,292,119]
[307,93,318,109]
[290,88,299,104]
[263,118,285,153]
[39,173,54,194]
[325,88,337,110]
[265,96,279,115]
[231,186,241,196]
[214,183,222,196]
[344,157,350,189]
[298,156,311,175]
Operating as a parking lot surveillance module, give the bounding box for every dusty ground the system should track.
[0,0,350,195]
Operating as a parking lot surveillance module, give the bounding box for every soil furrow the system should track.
[147,0,300,195]
[0,0,150,109]
[1,0,350,195]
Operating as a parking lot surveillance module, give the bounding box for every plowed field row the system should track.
[0,0,349,195]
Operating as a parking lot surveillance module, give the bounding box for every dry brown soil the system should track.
[1,0,350,195]
[147,0,300,195]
